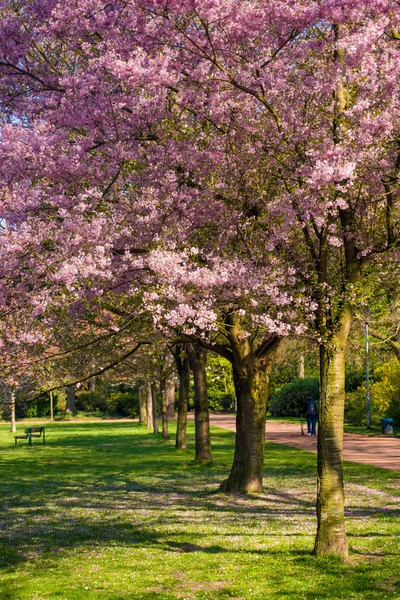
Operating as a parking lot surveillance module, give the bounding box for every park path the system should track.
[209,414,400,472]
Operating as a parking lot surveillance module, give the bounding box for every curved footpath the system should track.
[209,414,400,472]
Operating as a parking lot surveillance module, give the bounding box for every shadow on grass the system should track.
[0,419,400,600]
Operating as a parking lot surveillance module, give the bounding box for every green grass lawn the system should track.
[0,420,399,599]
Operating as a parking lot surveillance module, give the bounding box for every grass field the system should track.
[0,420,399,599]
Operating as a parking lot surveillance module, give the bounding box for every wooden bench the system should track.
[14,427,46,447]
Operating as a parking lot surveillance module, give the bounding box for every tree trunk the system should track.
[49,390,54,422]
[187,342,212,463]
[166,378,175,418]
[219,313,279,493]
[66,385,76,414]
[151,382,159,434]
[146,384,153,429]
[175,347,190,450]
[299,352,305,379]
[138,385,147,424]
[313,308,351,558]
[10,389,16,433]
[160,377,169,439]
[220,362,271,493]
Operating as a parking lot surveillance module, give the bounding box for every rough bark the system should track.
[10,389,16,433]
[313,308,351,558]
[66,385,76,414]
[138,385,147,425]
[219,313,279,494]
[175,346,190,450]
[151,382,159,434]
[311,21,351,559]
[146,384,153,429]
[187,342,212,463]
[166,378,176,418]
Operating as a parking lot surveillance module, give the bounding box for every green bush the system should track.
[269,378,319,417]
[107,391,139,418]
[206,355,235,412]
[75,390,108,413]
[344,387,380,427]
[345,368,366,393]
[12,391,63,419]
[208,393,234,412]
[345,360,400,426]
[75,386,139,417]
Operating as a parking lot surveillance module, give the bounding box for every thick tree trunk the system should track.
[138,385,147,424]
[66,385,76,414]
[166,379,175,418]
[151,382,159,434]
[146,384,153,429]
[175,347,190,450]
[160,377,169,439]
[313,309,351,558]
[187,342,212,463]
[221,363,270,493]
[10,389,16,433]
[219,312,280,494]
[310,22,353,559]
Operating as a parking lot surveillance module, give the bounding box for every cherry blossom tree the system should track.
[1,0,400,560]
[132,1,400,557]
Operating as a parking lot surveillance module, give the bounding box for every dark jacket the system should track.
[305,399,318,417]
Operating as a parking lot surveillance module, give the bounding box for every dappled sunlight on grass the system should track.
[0,421,399,599]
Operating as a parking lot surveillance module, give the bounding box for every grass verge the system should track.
[0,420,399,599]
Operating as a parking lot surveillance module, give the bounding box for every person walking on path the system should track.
[207,414,400,471]
[305,396,318,436]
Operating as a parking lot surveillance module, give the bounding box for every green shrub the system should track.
[208,393,234,412]
[345,360,400,426]
[75,386,139,417]
[269,378,319,417]
[75,390,108,413]
[206,355,235,412]
[345,368,366,393]
[107,391,139,418]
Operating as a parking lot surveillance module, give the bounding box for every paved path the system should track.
[209,414,400,472]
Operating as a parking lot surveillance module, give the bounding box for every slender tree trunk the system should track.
[313,308,351,558]
[175,347,190,450]
[66,385,76,414]
[10,389,16,433]
[151,382,159,434]
[160,377,169,439]
[49,390,54,422]
[187,342,212,463]
[166,379,175,418]
[138,385,147,424]
[146,384,153,429]
[299,352,305,379]
[219,313,279,493]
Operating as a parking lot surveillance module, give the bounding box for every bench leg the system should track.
[28,434,32,446]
